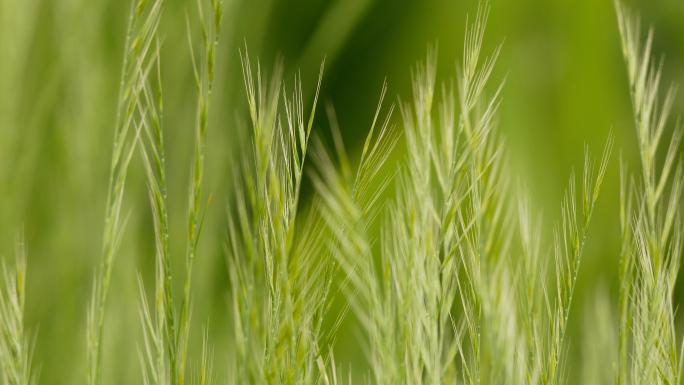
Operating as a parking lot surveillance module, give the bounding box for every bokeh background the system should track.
[1,0,684,383]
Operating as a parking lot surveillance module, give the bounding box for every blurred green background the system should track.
[1,0,684,383]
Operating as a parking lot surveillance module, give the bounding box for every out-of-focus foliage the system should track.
[1,0,684,383]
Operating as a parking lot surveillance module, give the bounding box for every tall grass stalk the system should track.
[136,0,223,384]
[179,0,224,374]
[614,1,684,383]
[87,1,164,384]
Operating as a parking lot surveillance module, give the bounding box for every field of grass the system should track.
[2,0,684,384]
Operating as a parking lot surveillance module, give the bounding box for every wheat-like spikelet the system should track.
[0,232,37,385]
[87,1,164,384]
[614,1,684,383]
[136,0,223,384]
[227,44,333,383]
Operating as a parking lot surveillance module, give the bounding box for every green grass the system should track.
[317,5,613,383]
[1,0,684,384]
[614,1,684,383]
[0,232,37,385]
[86,1,165,384]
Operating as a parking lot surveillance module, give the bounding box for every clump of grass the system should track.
[226,48,336,384]
[7,0,674,383]
[0,232,37,385]
[136,0,223,384]
[614,1,684,383]
[87,0,165,384]
[77,1,620,384]
[314,7,507,382]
